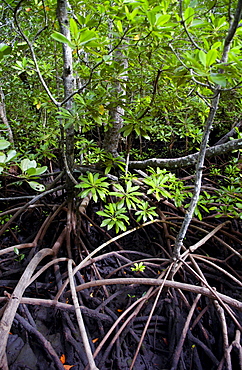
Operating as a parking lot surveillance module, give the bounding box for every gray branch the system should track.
[129,138,242,170]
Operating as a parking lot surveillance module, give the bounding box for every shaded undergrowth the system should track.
[0,164,241,370]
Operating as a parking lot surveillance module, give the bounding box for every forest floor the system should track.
[0,158,242,370]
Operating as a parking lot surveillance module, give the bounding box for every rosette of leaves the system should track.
[135,201,158,222]
[97,202,129,233]
[110,180,142,209]
[76,172,110,202]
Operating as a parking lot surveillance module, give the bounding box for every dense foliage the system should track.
[0,1,242,369]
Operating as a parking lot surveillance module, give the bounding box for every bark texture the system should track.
[129,138,242,169]
[103,48,128,156]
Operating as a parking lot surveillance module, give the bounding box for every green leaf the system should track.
[206,49,217,67]
[129,8,139,20]
[0,140,10,150]
[20,159,36,173]
[70,18,78,38]
[122,125,133,137]
[6,150,17,163]
[92,189,98,202]
[0,43,12,60]
[198,50,206,67]
[28,181,45,192]
[14,247,19,255]
[146,10,156,27]
[184,7,195,26]
[209,73,227,87]
[97,189,107,200]
[100,218,111,227]
[78,29,97,46]
[51,32,73,48]
[155,14,170,26]
[32,166,47,176]
[26,167,37,176]
[116,20,123,33]
[0,153,6,163]
[78,189,92,198]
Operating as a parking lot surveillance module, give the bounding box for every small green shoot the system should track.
[13,247,25,262]
[131,262,146,273]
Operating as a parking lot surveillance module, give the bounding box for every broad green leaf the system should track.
[26,167,37,176]
[20,159,37,173]
[14,247,20,255]
[6,150,17,162]
[206,49,217,67]
[78,29,97,46]
[28,181,45,192]
[97,189,107,200]
[100,218,111,227]
[51,32,73,48]
[146,10,156,26]
[116,20,123,33]
[0,140,10,150]
[0,153,6,163]
[70,18,78,38]
[91,189,98,202]
[0,166,3,174]
[0,43,12,60]
[184,7,195,26]
[212,41,222,50]
[155,14,170,26]
[190,20,208,28]
[78,189,91,198]
[198,50,206,67]
[122,125,133,137]
[32,166,47,176]
[209,73,227,87]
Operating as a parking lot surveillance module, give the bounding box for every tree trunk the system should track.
[0,86,14,145]
[57,0,75,194]
[103,48,128,156]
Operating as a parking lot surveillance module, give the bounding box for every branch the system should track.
[65,277,242,312]
[172,0,242,260]
[129,138,242,169]
[60,28,130,106]
[215,120,242,145]
[13,0,60,107]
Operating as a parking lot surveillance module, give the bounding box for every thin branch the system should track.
[179,0,203,51]
[13,0,60,107]
[65,277,242,312]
